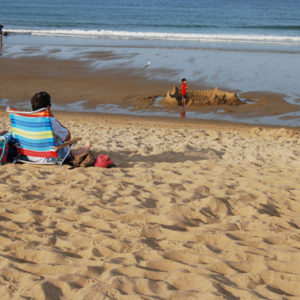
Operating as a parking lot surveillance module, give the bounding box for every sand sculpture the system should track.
[161,86,243,106]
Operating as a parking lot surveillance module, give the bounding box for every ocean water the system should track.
[1,0,300,52]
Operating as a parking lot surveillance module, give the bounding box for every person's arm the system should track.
[62,129,71,141]
[53,119,71,142]
[59,125,71,141]
[49,109,71,141]
[0,130,8,135]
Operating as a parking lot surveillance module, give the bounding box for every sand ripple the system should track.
[0,112,300,299]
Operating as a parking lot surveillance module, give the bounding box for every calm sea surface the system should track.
[1,0,300,51]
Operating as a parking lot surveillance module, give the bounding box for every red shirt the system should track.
[181,82,186,95]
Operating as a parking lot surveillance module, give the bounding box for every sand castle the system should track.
[161,86,243,107]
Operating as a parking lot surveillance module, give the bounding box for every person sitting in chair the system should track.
[28,91,90,164]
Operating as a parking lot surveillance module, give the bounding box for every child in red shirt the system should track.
[181,78,187,106]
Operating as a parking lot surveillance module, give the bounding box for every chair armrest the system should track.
[54,137,82,150]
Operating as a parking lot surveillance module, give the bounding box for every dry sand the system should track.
[0,109,300,299]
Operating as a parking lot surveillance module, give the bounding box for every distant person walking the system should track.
[181,78,187,106]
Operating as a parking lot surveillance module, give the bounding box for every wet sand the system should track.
[0,53,299,127]
[0,55,169,105]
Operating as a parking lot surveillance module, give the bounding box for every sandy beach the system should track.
[0,108,300,299]
[1,0,300,297]
[0,35,300,299]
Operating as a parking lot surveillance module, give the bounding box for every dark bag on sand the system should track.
[70,151,95,168]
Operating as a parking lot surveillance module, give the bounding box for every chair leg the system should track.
[0,145,5,164]
[58,145,73,168]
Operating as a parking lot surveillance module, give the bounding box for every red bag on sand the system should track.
[94,154,115,168]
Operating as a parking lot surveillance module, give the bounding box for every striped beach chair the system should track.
[7,107,80,167]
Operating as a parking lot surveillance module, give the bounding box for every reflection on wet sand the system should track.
[0,39,299,127]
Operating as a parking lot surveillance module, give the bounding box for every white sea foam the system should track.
[6,28,300,45]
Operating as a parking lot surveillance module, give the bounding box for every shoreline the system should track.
[1,109,300,133]
[0,35,300,127]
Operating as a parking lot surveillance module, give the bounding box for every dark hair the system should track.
[31,91,51,111]
[181,78,186,82]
